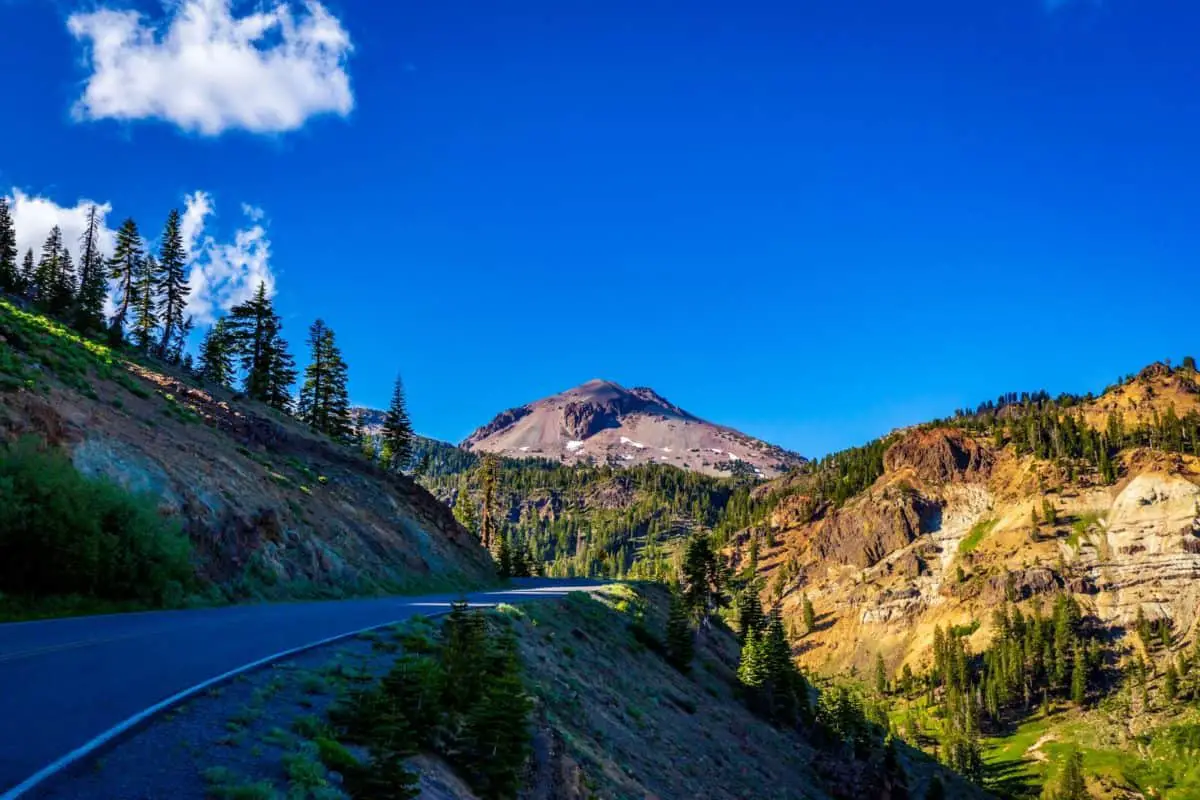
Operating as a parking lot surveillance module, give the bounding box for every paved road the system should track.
[0,579,606,796]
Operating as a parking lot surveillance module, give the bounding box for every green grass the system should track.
[201,766,280,800]
[959,518,998,555]
[0,299,124,392]
[1067,511,1104,549]
[980,705,1200,800]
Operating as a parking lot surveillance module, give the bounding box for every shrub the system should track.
[327,602,532,800]
[0,437,194,605]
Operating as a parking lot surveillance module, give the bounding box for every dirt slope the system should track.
[463,378,805,478]
[0,300,493,599]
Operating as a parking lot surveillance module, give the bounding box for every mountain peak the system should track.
[462,381,804,478]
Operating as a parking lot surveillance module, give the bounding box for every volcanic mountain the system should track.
[461,379,805,477]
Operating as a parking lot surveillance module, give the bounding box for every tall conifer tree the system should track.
[383,375,415,471]
[51,247,76,316]
[478,454,500,552]
[228,282,295,411]
[156,209,190,361]
[198,319,235,389]
[131,254,160,352]
[33,227,64,309]
[0,198,16,294]
[298,319,352,440]
[75,205,108,334]
[107,218,144,340]
[18,249,35,298]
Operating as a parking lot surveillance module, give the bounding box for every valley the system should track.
[4,257,1200,798]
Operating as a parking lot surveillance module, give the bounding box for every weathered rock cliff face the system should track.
[0,358,494,598]
[756,422,1200,677]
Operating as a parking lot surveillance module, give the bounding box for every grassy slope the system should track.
[981,701,1200,799]
[510,585,983,800]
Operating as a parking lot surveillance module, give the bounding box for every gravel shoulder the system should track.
[31,616,464,800]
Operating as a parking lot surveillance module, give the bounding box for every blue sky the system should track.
[1,0,1197,458]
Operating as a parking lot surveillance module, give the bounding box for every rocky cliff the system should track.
[751,367,1200,677]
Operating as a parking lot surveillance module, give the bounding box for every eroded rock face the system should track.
[6,379,494,595]
[979,568,1061,605]
[561,399,622,439]
[1081,473,1200,631]
[883,428,993,483]
[813,493,940,569]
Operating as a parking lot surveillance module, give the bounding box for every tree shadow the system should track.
[982,754,1041,799]
[810,610,837,633]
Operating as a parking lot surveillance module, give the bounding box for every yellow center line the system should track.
[0,617,235,664]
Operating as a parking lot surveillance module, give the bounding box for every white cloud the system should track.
[180,190,212,258]
[184,197,276,325]
[6,189,117,265]
[5,187,274,327]
[67,0,354,136]
[6,189,121,316]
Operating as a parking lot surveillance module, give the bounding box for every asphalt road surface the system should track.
[0,578,606,797]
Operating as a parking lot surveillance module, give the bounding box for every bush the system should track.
[0,437,194,605]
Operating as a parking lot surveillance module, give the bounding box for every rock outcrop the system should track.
[883,428,992,483]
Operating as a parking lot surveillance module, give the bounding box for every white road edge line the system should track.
[0,607,471,800]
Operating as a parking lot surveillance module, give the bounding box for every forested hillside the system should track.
[735,359,1200,798]
[0,199,492,619]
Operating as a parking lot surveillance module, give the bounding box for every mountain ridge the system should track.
[460,378,805,478]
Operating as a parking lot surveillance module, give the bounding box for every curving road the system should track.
[0,579,606,797]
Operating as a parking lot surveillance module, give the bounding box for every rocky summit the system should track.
[461,378,805,478]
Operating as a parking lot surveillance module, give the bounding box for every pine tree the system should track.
[155,209,190,361]
[666,587,695,672]
[875,652,889,697]
[198,319,236,389]
[227,282,295,411]
[383,375,415,471]
[18,249,35,298]
[265,326,298,412]
[297,319,353,440]
[802,594,816,634]
[736,585,764,643]
[478,454,500,551]
[1165,660,1179,702]
[107,218,143,339]
[494,533,513,579]
[51,247,76,316]
[1071,642,1087,706]
[131,254,160,353]
[509,536,530,578]
[738,629,768,690]
[0,197,17,294]
[74,205,108,334]
[1136,606,1152,653]
[1054,749,1088,800]
[680,533,727,626]
[453,483,478,536]
[762,610,802,723]
[33,227,63,309]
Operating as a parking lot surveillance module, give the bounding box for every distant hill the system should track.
[461,378,805,478]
